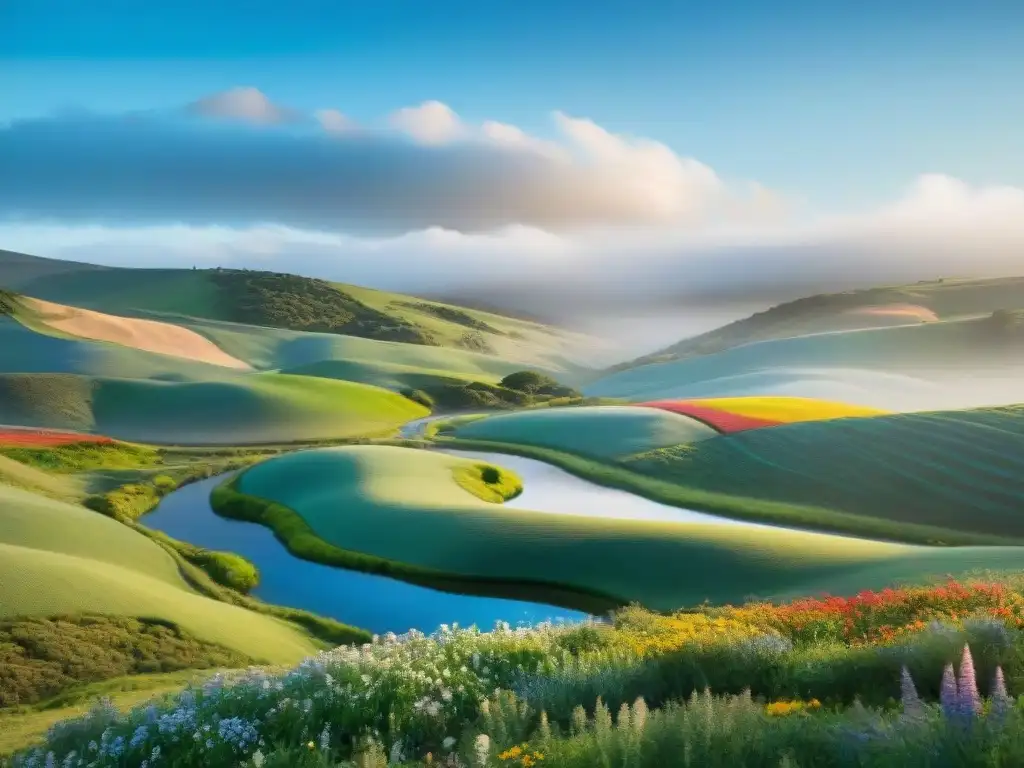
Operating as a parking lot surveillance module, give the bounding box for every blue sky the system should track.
[2,0,1024,323]
[4,0,1022,209]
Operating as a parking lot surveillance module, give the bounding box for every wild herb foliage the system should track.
[210,270,439,345]
[0,616,251,708]
[0,442,159,472]
[13,580,1024,767]
[0,289,17,316]
[394,302,501,334]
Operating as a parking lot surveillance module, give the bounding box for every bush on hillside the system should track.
[500,370,580,398]
[181,548,260,594]
[0,615,252,707]
[152,474,178,496]
[400,388,435,409]
[0,288,17,315]
[395,300,501,333]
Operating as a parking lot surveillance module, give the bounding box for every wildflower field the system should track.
[12,576,1024,767]
[635,396,888,434]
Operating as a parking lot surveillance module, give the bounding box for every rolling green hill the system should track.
[0,372,427,444]
[617,275,1024,370]
[450,406,719,460]
[0,316,241,381]
[0,484,319,663]
[0,250,592,366]
[586,313,1024,407]
[624,405,1024,539]
[228,445,1024,611]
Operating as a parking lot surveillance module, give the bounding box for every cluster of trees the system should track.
[210,270,439,345]
[396,300,500,334]
[402,370,580,412]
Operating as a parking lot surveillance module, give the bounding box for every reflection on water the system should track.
[440,448,773,528]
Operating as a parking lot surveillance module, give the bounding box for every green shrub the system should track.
[182,549,260,594]
[400,388,435,408]
[152,474,177,496]
[0,615,252,707]
[210,269,439,345]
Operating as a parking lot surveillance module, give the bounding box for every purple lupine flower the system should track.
[991,666,1012,721]
[900,666,924,719]
[940,663,959,719]
[957,645,981,716]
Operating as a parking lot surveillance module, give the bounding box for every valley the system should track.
[3,250,1024,765]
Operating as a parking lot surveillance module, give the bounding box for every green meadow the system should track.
[449,405,719,459]
[0,371,427,444]
[0,484,320,663]
[625,405,1024,539]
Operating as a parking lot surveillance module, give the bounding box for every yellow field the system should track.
[691,396,888,423]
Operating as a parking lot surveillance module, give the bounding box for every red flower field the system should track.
[0,428,113,447]
[637,400,782,433]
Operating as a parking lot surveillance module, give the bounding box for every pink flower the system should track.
[957,645,981,716]
[991,666,1012,721]
[940,663,958,719]
[900,666,923,719]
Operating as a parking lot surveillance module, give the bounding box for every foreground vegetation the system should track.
[10,577,1024,765]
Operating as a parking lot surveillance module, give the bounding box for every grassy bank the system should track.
[433,435,1010,547]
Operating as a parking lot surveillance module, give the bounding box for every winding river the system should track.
[145,417,767,635]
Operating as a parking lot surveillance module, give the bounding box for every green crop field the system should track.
[0,485,319,662]
[448,406,719,459]
[624,405,1024,539]
[0,372,427,444]
[230,444,1024,611]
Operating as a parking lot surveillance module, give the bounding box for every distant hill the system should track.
[612,276,1024,371]
[0,250,592,363]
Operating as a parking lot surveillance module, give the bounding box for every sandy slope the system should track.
[25,298,252,370]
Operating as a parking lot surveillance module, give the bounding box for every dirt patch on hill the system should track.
[847,304,939,322]
[25,298,252,370]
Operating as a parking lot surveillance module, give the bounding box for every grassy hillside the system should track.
[0,250,592,364]
[619,275,1024,369]
[0,316,240,381]
[227,445,1024,611]
[450,406,719,459]
[625,405,1024,539]
[0,372,427,444]
[0,485,319,662]
[587,314,1024,406]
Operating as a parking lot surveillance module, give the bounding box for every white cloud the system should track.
[4,174,1024,319]
[186,87,296,124]
[388,100,466,145]
[314,108,355,133]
